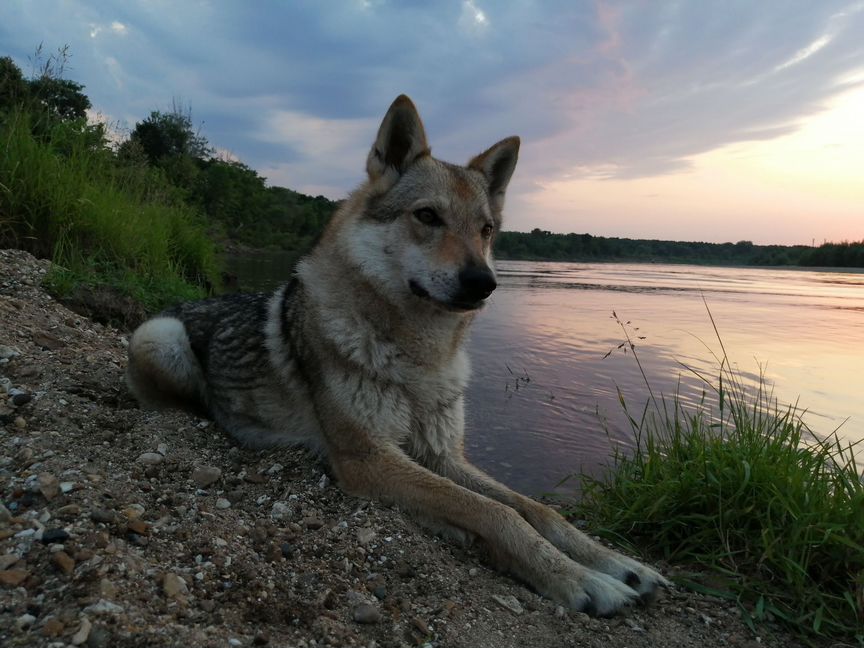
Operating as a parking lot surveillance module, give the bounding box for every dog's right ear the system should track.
[366,95,430,182]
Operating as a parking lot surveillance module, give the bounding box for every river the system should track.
[226,253,864,496]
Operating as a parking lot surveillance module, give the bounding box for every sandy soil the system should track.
[0,248,806,647]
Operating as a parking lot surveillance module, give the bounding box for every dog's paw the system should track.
[595,553,670,604]
[543,565,639,617]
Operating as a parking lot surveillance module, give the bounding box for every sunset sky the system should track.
[2,1,863,245]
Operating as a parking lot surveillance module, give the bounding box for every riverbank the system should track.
[0,248,807,647]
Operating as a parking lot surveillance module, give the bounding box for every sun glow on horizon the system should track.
[514,85,864,245]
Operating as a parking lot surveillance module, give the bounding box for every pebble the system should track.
[491,594,523,615]
[0,345,20,360]
[191,465,222,488]
[0,569,29,586]
[41,528,70,544]
[56,503,81,518]
[137,452,163,466]
[16,613,36,629]
[90,509,117,524]
[266,463,284,475]
[42,616,64,637]
[59,481,75,493]
[71,616,91,645]
[0,503,11,523]
[270,501,291,521]
[83,599,124,615]
[10,390,31,406]
[0,553,20,569]
[317,473,330,489]
[52,550,75,575]
[352,603,382,624]
[357,527,376,545]
[38,472,60,500]
[14,416,26,429]
[215,498,231,510]
[163,572,189,598]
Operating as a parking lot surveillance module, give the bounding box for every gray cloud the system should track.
[2,0,863,196]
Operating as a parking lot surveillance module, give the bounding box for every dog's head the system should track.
[339,95,519,314]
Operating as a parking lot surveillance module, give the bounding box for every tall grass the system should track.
[0,109,219,316]
[573,308,864,644]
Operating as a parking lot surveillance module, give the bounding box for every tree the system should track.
[0,56,29,111]
[130,105,211,165]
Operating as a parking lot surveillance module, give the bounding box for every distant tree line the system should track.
[494,229,864,268]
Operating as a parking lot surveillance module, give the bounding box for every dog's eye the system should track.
[413,207,443,227]
[481,224,494,239]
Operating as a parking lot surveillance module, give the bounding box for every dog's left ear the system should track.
[367,95,430,182]
[469,136,520,212]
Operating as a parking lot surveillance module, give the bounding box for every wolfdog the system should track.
[127,95,667,616]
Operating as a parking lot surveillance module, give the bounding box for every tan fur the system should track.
[126,95,667,617]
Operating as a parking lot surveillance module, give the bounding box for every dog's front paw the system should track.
[595,552,670,604]
[542,564,639,617]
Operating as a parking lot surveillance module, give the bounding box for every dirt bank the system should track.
[0,248,804,647]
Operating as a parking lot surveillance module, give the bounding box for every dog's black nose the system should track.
[458,265,497,302]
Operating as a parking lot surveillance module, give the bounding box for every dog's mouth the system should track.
[409,280,484,312]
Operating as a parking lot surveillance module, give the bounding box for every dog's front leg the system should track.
[432,452,668,603]
[321,418,638,616]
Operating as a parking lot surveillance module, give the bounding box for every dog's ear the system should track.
[367,95,430,182]
[468,136,520,212]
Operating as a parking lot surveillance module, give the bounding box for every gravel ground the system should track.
[0,248,807,648]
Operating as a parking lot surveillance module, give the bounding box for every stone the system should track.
[57,504,81,518]
[491,594,523,615]
[0,553,20,569]
[352,603,382,624]
[215,498,231,510]
[163,572,188,598]
[16,613,36,629]
[90,509,116,524]
[40,527,70,544]
[52,550,75,575]
[42,616,65,637]
[270,501,291,521]
[38,472,60,500]
[127,519,149,535]
[137,452,163,466]
[0,503,11,524]
[99,578,116,599]
[192,465,222,488]
[71,616,92,645]
[10,390,31,406]
[0,569,29,586]
[83,599,124,615]
[357,527,376,545]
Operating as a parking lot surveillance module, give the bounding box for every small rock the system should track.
[491,594,523,615]
[270,501,291,521]
[0,503,11,524]
[0,569,29,586]
[38,472,60,500]
[83,599,124,615]
[163,572,188,598]
[16,613,36,630]
[468,567,478,577]
[156,442,168,456]
[0,553,20,569]
[0,345,20,360]
[52,550,75,575]
[357,527,376,545]
[127,519,149,535]
[42,616,64,637]
[137,452,163,466]
[40,528,70,544]
[122,504,145,519]
[59,482,76,494]
[90,509,116,524]
[215,498,231,510]
[99,578,116,599]
[228,639,242,647]
[56,503,81,518]
[71,616,92,645]
[243,472,267,484]
[10,390,31,406]
[304,517,324,530]
[13,416,25,429]
[318,473,330,489]
[352,603,382,624]
[265,463,283,475]
[191,465,222,488]
[554,605,566,618]
[86,624,111,648]
[411,616,431,636]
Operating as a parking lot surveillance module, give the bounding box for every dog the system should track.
[126,95,668,616]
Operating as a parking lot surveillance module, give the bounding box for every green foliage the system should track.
[128,104,211,165]
[0,106,218,315]
[571,310,864,643]
[495,229,864,268]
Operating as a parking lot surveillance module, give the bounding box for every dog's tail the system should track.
[126,316,207,414]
